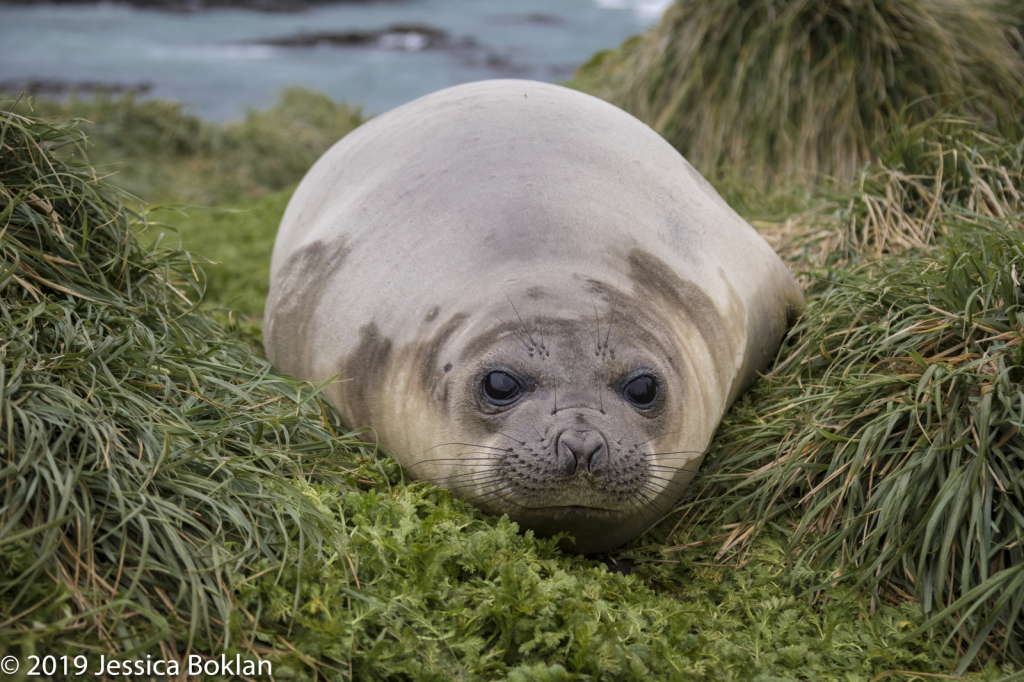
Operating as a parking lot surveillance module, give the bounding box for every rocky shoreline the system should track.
[0,78,153,97]
[255,23,454,51]
[248,23,538,73]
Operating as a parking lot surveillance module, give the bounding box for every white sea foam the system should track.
[378,32,429,51]
[593,0,670,22]
[147,44,276,61]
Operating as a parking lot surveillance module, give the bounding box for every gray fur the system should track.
[265,80,803,553]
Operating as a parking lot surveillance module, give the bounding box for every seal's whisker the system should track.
[422,442,511,454]
[493,431,527,446]
[630,494,658,517]
[655,496,684,515]
[444,476,508,490]
[435,479,506,492]
[639,492,669,519]
[428,470,505,484]
[532,301,546,353]
[644,466,693,476]
[643,474,695,487]
[405,454,505,464]
[412,468,503,481]
[504,291,538,348]
[639,479,676,494]
[443,481,509,495]
[462,484,525,507]
[417,465,502,476]
[643,473,700,483]
[625,500,647,528]
[645,464,700,474]
[411,453,507,463]
[452,484,516,503]
[411,456,505,464]
[458,482,512,502]
[643,449,704,458]
[632,431,684,447]
[604,281,618,352]
[482,487,528,509]
[634,492,672,519]
[637,481,672,500]
[429,465,502,475]
[605,274,626,354]
[624,492,646,520]
[489,310,534,354]
[627,491,655,528]
[637,484,680,512]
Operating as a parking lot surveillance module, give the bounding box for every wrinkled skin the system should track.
[265,80,803,553]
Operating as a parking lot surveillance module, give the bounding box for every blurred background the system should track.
[0,0,669,120]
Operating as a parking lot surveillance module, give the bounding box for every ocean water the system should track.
[0,0,668,120]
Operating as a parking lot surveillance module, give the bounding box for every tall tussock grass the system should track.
[571,0,1024,187]
[0,107,374,659]
[1,91,362,319]
[682,120,1024,672]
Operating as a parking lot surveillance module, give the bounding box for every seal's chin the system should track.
[499,503,651,555]
[550,505,617,512]
[525,504,623,515]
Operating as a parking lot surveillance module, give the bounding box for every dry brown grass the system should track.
[755,118,1024,269]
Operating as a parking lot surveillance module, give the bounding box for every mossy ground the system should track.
[2,74,1022,682]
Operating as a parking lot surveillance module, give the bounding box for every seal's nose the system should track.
[556,430,609,477]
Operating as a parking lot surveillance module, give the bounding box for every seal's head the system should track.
[400,276,708,554]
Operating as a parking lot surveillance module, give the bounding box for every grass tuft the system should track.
[570,0,1024,187]
[680,118,1024,673]
[0,104,377,660]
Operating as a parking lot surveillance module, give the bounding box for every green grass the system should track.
[0,104,379,665]
[13,87,358,317]
[21,87,363,205]
[682,118,1024,674]
[152,189,291,318]
[569,0,1024,188]
[230,484,978,681]
[2,85,1024,680]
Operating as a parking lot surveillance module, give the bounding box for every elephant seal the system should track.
[264,79,803,553]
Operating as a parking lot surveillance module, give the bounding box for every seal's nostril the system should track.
[555,439,577,476]
[556,430,609,476]
[588,445,608,475]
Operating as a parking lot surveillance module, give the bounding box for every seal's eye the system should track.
[622,375,658,408]
[482,371,522,405]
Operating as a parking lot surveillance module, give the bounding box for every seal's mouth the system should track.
[519,504,623,515]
